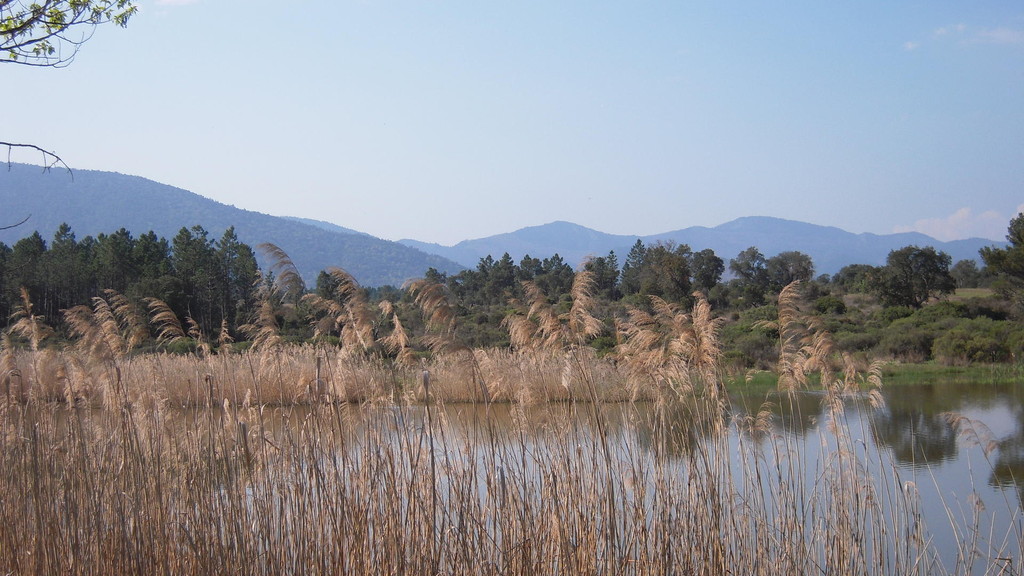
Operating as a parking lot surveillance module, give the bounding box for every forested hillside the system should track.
[0,164,464,286]
[1,213,1022,369]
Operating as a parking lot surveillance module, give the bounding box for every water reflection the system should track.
[990,398,1024,505]
[731,391,825,438]
[870,407,958,467]
[631,399,727,459]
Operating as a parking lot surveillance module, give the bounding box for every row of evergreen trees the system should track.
[3,218,1016,352]
[0,224,258,338]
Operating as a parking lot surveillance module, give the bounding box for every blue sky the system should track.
[5,0,1022,245]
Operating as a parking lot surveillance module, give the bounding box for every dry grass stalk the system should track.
[146,297,186,347]
[405,278,491,402]
[378,300,414,365]
[505,270,603,353]
[616,293,724,403]
[257,242,305,299]
[406,277,457,340]
[8,287,53,352]
[2,396,1009,575]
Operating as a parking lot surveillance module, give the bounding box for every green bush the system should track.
[741,305,779,325]
[164,338,198,355]
[877,328,933,362]
[911,301,969,323]
[836,331,880,352]
[932,317,1024,365]
[723,330,778,370]
[814,295,847,315]
[878,306,914,324]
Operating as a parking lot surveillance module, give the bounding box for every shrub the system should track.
[878,306,914,324]
[911,301,969,323]
[877,327,933,362]
[836,331,880,352]
[724,330,777,370]
[814,295,847,315]
[932,317,1024,365]
[165,338,198,355]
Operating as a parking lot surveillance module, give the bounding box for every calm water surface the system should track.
[407,379,1024,572]
[180,378,1024,571]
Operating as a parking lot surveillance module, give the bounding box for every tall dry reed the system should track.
[1,279,1020,575]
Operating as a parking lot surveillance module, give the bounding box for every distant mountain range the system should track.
[400,219,1003,276]
[1,164,1005,285]
[0,164,464,286]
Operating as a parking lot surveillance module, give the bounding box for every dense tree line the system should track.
[3,215,1021,367]
[0,223,258,340]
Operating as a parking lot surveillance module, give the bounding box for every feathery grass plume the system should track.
[62,291,147,359]
[405,277,458,343]
[185,315,212,356]
[303,291,342,342]
[503,281,553,351]
[504,270,603,353]
[239,285,282,352]
[863,360,886,409]
[378,300,414,365]
[0,332,21,401]
[503,270,611,405]
[757,281,807,391]
[238,244,307,353]
[145,297,186,347]
[257,242,306,301]
[758,281,838,392]
[90,295,127,358]
[943,412,1000,456]
[616,296,695,400]
[406,277,492,401]
[683,291,724,389]
[566,268,604,346]
[103,289,149,351]
[8,287,54,352]
[64,304,105,357]
[63,291,148,407]
[762,282,884,405]
[340,293,375,355]
[233,246,300,355]
[302,266,375,355]
[217,318,235,349]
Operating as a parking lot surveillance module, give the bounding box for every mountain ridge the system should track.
[1,165,1005,283]
[399,216,1003,275]
[0,164,465,287]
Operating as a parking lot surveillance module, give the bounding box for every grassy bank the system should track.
[879,362,1024,387]
[723,361,1024,392]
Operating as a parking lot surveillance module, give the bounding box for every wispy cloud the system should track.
[933,23,967,37]
[893,207,1014,241]
[907,23,1024,51]
[932,23,1024,46]
[972,27,1024,45]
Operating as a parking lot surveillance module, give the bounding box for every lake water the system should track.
[9,377,1021,574]
[364,379,1024,573]
[731,381,1024,573]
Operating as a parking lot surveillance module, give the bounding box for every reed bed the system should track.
[1,279,1021,574]
[0,346,640,407]
[1,390,1020,575]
